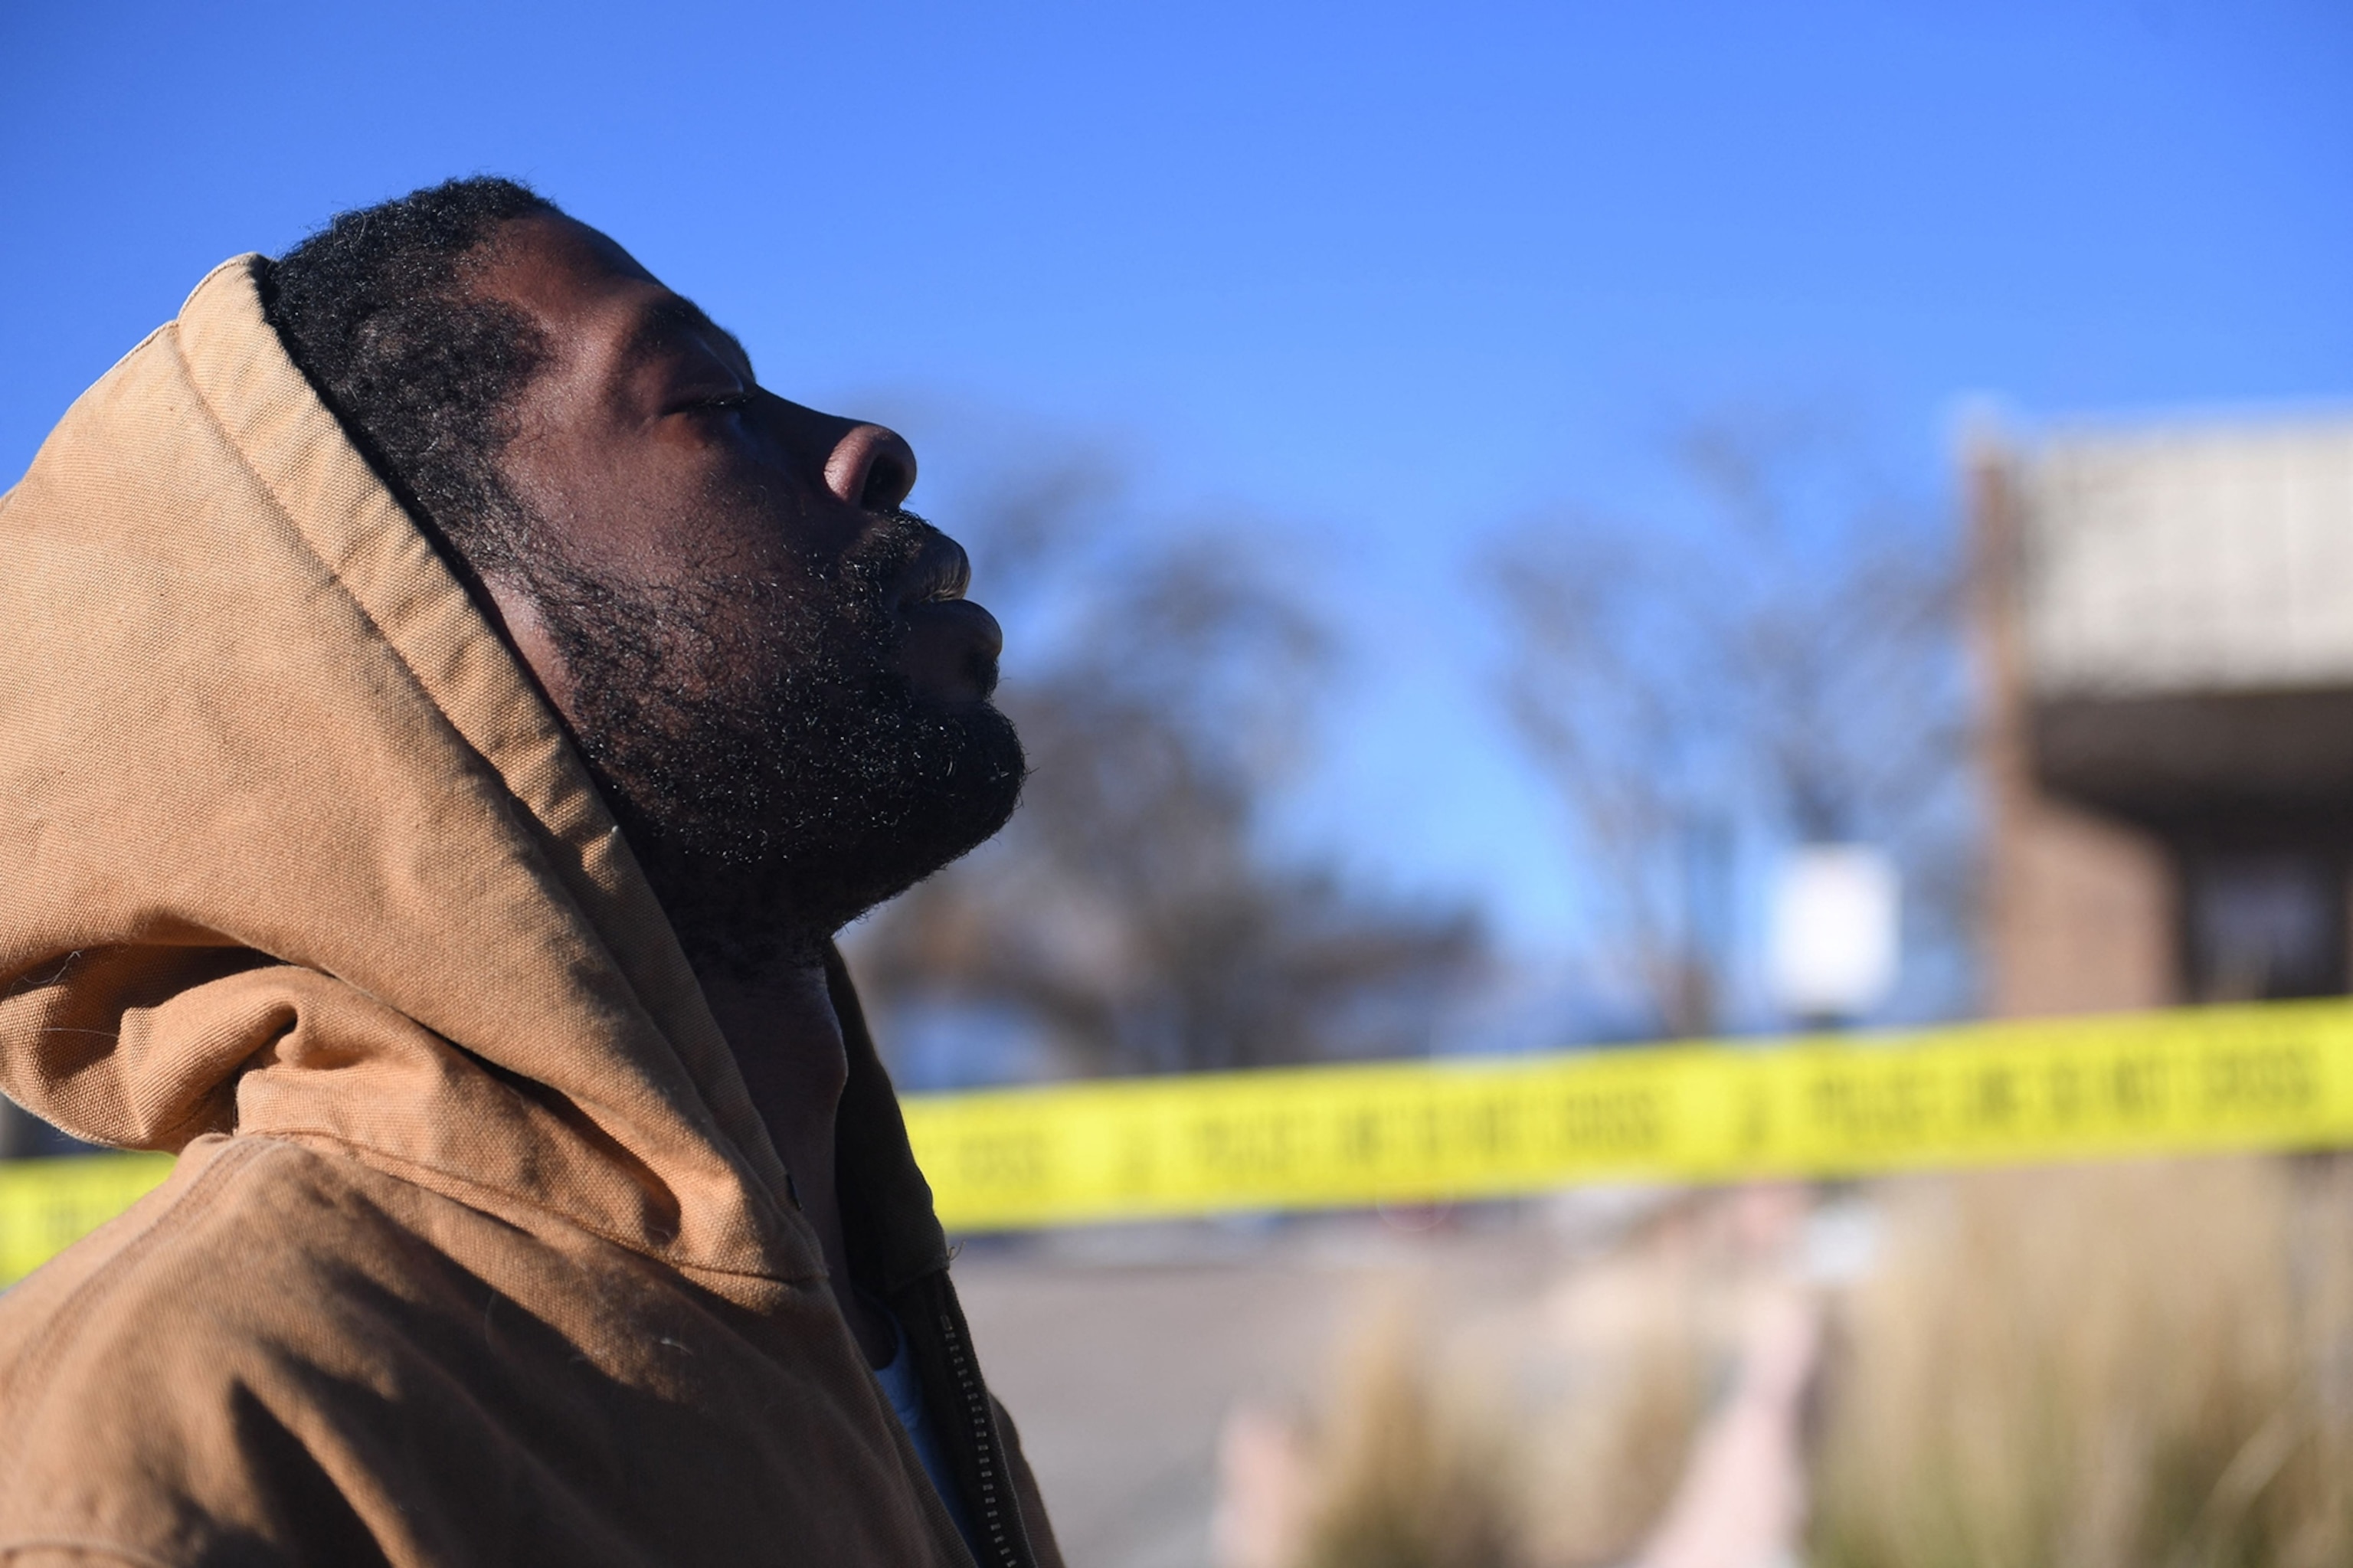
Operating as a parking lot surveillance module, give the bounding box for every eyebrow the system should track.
[619,293,757,383]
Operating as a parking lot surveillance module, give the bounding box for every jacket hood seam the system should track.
[256,1131,826,1286]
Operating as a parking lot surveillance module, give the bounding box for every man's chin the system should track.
[646,700,1026,975]
[836,700,1026,909]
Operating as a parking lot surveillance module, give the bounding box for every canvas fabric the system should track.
[0,256,1060,1568]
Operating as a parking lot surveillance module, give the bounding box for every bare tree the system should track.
[849,462,1484,1080]
[1487,413,1971,1037]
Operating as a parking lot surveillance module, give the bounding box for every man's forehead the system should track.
[476,213,749,375]
[476,213,657,309]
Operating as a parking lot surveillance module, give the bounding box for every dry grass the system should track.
[1810,1157,2353,1568]
[1280,1220,1736,1568]
[1294,1301,1524,1568]
[1275,1160,2353,1568]
[1508,1254,1721,1566]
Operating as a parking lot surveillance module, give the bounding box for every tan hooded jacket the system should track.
[0,257,1062,1568]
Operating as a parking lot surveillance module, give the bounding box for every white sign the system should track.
[1768,845,1899,1022]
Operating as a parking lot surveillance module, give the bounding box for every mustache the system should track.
[837,507,949,591]
[525,505,950,625]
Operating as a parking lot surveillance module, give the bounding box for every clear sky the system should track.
[5,0,2349,968]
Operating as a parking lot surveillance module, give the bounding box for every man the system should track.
[0,177,1058,1567]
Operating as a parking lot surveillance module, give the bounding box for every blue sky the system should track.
[5,0,2349,977]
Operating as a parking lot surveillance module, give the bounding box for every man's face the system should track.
[463,214,1025,966]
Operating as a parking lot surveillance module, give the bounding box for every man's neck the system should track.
[693,954,898,1370]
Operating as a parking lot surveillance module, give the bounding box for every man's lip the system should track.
[904,596,1005,659]
[889,535,973,612]
[898,597,1005,697]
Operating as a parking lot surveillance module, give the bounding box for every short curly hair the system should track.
[261,176,558,575]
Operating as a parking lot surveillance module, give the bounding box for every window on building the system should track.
[2183,850,2346,1002]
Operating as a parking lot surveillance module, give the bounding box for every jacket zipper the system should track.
[934,1298,1033,1568]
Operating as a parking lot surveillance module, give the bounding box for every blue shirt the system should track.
[873,1314,979,1557]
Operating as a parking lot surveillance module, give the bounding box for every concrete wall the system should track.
[2023,416,2353,699]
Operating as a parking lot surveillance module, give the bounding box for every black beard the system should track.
[521,509,1026,976]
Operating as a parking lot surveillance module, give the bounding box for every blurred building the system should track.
[1973,412,2353,1015]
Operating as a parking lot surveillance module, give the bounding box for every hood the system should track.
[0,257,827,1293]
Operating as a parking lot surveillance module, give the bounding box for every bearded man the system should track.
[0,177,1056,1568]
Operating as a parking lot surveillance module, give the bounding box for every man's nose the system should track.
[823,424,918,513]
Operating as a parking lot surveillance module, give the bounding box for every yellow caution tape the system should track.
[0,1151,174,1285]
[904,998,2353,1229]
[6,999,2353,1279]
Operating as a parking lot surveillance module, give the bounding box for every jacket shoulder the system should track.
[0,1138,504,1566]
